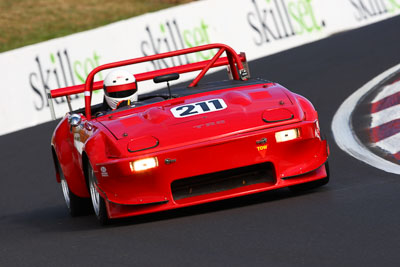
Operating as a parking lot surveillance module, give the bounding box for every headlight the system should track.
[130,157,158,172]
[275,128,300,143]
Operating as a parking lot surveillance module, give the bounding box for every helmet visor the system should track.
[107,89,137,98]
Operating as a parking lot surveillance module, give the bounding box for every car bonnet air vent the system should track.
[262,108,294,123]
[128,136,159,153]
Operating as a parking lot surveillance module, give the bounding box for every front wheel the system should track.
[88,162,110,225]
[59,165,91,216]
[289,161,330,193]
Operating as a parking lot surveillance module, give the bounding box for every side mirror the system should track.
[153,73,180,99]
[153,73,180,84]
[68,114,82,131]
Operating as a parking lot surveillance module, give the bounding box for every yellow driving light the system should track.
[275,128,300,143]
[130,157,158,172]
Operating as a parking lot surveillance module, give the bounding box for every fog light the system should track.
[275,128,300,143]
[130,157,158,172]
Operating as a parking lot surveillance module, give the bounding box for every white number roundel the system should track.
[171,98,227,118]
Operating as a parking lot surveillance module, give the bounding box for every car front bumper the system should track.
[93,120,329,219]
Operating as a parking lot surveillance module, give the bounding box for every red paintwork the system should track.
[51,44,329,219]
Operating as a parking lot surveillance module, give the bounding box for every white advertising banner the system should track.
[1,0,399,136]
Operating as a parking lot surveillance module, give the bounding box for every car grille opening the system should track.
[171,162,275,201]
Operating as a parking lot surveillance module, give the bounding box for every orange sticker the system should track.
[257,145,268,151]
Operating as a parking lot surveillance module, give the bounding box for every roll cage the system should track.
[49,43,250,120]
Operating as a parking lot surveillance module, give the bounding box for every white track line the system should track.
[331,63,400,174]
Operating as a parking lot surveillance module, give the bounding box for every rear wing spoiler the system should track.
[49,43,250,120]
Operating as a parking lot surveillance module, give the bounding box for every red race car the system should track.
[50,44,329,224]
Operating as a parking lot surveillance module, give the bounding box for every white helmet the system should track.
[103,69,138,109]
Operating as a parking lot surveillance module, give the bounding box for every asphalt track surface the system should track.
[1,16,400,267]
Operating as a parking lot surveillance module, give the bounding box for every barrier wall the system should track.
[1,0,399,136]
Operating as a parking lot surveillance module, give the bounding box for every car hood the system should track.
[98,83,304,151]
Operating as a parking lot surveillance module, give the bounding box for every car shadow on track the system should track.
[1,186,330,232]
[107,186,330,228]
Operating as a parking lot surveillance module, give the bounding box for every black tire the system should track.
[289,161,330,193]
[87,162,110,225]
[59,163,91,217]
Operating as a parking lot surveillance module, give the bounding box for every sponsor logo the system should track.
[193,120,226,129]
[100,166,109,177]
[257,145,268,151]
[350,0,400,21]
[247,0,325,46]
[140,18,214,70]
[29,49,102,111]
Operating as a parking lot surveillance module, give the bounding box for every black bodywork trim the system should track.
[262,114,294,123]
[127,139,160,153]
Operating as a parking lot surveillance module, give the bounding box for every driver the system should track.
[103,69,138,110]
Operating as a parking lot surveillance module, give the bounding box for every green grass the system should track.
[0,0,193,53]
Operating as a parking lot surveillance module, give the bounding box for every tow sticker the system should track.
[171,99,227,118]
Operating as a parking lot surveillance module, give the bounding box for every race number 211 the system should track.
[171,99,227,118]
